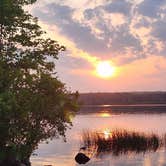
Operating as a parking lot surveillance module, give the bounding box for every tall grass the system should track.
[81,130,162,156]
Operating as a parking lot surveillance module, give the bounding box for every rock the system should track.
[80,147,87,150]
[75,152,90,164]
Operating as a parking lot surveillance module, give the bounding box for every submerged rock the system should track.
[75,152,90,164]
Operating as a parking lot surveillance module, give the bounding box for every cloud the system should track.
[151,21,166,42]
[109,24,142,53]
[56,53,91,70]
[104,0,132,16]
[33,3,111,56]
[31,0,166,65]
[133,17,151,29]
[84,9,96,20]
[137,0,165,18]
[25,0,166,92]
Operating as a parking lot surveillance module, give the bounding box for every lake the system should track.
[31,105,166,166]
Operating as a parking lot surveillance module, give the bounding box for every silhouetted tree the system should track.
[0,0,78,164]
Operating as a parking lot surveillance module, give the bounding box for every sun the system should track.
[96,61,115,78]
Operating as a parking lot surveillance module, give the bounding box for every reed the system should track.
[81,130,161,156]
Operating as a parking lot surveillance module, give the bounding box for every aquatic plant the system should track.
[81,130,162,156]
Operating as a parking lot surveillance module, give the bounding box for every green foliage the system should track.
[0,0,79,160]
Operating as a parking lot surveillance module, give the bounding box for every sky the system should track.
[28,0,166,92]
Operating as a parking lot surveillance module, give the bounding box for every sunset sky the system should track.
[28,0,166,92]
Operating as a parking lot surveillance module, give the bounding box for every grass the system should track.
[81,129,162,156]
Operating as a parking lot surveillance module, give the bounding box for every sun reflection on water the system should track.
[98,111,112,118]
[103,129,112,140]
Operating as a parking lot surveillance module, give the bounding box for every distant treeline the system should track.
[79,92,166,105]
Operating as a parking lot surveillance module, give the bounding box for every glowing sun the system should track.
[96,61,115,78]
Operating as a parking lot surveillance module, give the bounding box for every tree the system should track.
[0,0,78,164]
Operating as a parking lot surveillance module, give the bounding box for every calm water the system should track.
[31,105,166,166]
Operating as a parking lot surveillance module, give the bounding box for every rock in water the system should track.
[80,146,87,150]
[75,153,90,164]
